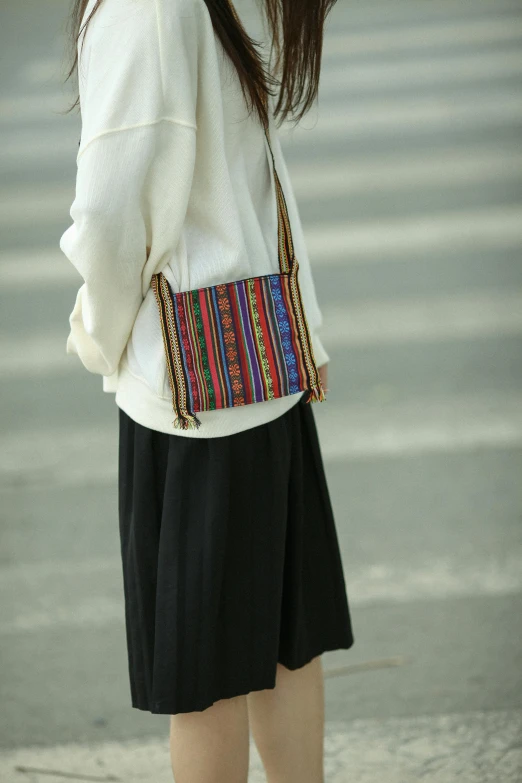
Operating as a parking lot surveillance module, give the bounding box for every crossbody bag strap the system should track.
[224,0,295,277]
[263,124,296,276]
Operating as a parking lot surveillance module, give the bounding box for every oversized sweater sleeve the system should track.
[60,0,197,379]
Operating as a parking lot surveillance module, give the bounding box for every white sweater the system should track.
[60,0,329,437]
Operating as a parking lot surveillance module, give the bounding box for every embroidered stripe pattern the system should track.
[151,270,320,426]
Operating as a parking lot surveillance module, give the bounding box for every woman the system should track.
[62,0,354,780]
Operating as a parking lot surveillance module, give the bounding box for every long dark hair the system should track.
[64,0,336,128]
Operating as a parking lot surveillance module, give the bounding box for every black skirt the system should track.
[117,394,354,715]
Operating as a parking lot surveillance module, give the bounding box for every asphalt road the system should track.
[1,1,522,781]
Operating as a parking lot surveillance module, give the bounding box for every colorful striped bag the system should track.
[151,125,326,430]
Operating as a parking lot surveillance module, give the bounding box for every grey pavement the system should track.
[1,0,522,781]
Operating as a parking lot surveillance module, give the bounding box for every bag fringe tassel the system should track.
[172,413,202,430]
[306,384,327,404]
[174,388,325,428]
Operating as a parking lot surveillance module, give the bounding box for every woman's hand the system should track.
[318,362,329,396]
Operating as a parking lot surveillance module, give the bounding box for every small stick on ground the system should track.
[15,766,120,782]
[323,655,410,678]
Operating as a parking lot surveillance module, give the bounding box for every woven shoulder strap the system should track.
[224,0,296,277]
[263,125,296,276]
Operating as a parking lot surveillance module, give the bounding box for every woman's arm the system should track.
[60,0,197,378]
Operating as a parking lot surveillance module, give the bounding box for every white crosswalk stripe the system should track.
[19,57,65,86]
[0,249,78,287]
[0,92,69,123]
[292,145,522,198]
[1,205,521,270]
[2,554,522,635]
[289,92,522,141]
[315,392,522,460]
[3,146,522,225]
[305,205,522,263]
[0,183,73,225]
[324,16,522,57]
[0,128,77,164]
[2,392,522,492]
[325,0,522,26]
[4,87,522,165]
[320,290,522,346]
[2,290,522,377]
[321,50,522,94]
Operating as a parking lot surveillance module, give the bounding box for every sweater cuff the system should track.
[102,368,119,393]
[311,332,330,368]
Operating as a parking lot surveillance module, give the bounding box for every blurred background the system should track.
[1,0,521,781]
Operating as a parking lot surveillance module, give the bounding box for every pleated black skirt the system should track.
[117,394,354,715]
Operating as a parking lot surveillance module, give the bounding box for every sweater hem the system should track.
[114,354,305,438]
